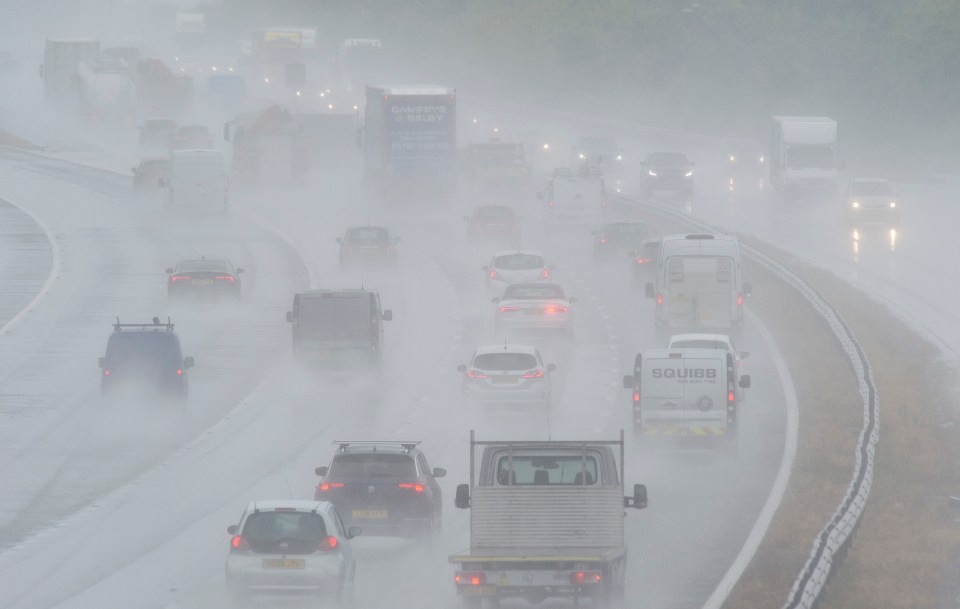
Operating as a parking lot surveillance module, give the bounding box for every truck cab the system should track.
[770,116,840,199]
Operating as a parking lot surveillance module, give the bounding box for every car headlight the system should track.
[647,170,657,177]
[889,201,896,208]
[684,170,693,177]
[851,201,860,208]
[616,154,623,161]
[578,153,586,159]
[729,155,735,162]
[759,156,765,163]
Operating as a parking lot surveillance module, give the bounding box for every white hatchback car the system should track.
[483,250,553,291]
[492,283,577,338]
[458,344,556,408]
[225,500,360,606]
[845,178,899,223]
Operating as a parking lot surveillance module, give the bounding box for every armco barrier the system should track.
[612,193,879,609]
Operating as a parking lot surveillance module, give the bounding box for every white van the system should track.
[539,170,606,229]
[645,233,751,332]
[622,348,750,448]
[166,149,228,212]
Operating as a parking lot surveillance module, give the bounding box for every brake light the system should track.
[522,369,544,379]
[318,535,338,551]
[728,390,735,403]
[571,571,601,585]
[599,237,607,244]
[170,275,191,282]
[489,270,498,280]
[177,369,183,376]
[548,200,555,208]
[544,306,568,314]
[455,572,486,586]
[467,369,488,379]
[215,275,235,282]
[398,483,425,492]
[633,390,639,402]
[499,306,520,313]
[656,293,663,306]
[318,482,345,492]
[635,258,652,265]
[540,268,550,279]
[737,293,743,306]
[230,535,250,552]
[103,369,110,376]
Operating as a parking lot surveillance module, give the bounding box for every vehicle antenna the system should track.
[285,478,293,500]
[360,273,364,290]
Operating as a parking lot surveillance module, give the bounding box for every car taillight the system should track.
[728,390,735,403]
[522,369,544,379]
[177,369,183,376]
[599,237,607,244]
[103,369,110,376]
[489,270,498,280]
[737,293,743,306]
[455,572,486,586]
[656,293,663,306]
[571,571,601,585]
[215,275,235,282]
[230,535,250,552]
[170,275,191,282]
[467,369,488,379]
[499,306,520,313]
[539,268,550,279]
[318,482,345,492]
[635,258,652,265]
[318,536,338,551]
[398,483,425,492]
[548,200,555,207]
[544,306,568,314]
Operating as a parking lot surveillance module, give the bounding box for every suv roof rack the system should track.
[113,316,175,331]
[333,440,421,453]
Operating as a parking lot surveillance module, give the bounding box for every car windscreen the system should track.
[849,181,893,196]
[328,453,416,478]
[178,260,229,273]
[105,332,181,366]
[298,295,371,340]
[502,285,564,300]
[493,254,543,270]
[647,152,689,167]
[473,352,537,371]
[241,511,328,554]
[347,227,389,242]
[496,455,598,485]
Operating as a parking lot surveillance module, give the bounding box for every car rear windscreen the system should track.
[329,453,416,478]
[241,511,328,554]
[473,352,537,371]
[347,227,389,242]
[298,295,371,340]
[106,332,181,366]
[494,254,543,270]
[503,285,564,300]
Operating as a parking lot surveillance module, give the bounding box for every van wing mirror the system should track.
[183,357,195,369]
[743,282,753,297]
[286,311,293,323]
[547,363,557,372]
[645,283,655,299]
[626,483,648,509]
[382,309,393,321]
[739,375,751,389]
[227,524,238,535]
[457,364,467,373]
[622,375,634,389]
[98,357,106,368]
[433,467,447,478]
[315,466,328,476]
[740,351,750,359]
[455,483,471,509]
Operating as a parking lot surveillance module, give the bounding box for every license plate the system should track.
[461,585,497,596]
[492,376,515,384]
[352,509,388,518]
[262,558,305,570]
[525,309,544,315]
[191,279,214,286]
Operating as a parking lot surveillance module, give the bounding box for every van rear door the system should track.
[664,257,735,328]
[641,352,726,432]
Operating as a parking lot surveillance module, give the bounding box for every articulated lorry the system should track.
[362,85,457,196]
[224,105,307,186]
[770,116,840,198]
[450,431,647,607]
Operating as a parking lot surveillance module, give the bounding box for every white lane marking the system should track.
[0,198,60,338]
[700,308,799,609]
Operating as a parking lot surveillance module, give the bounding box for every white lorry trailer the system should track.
[622,348,750,448]
[645,233,751,334]
[450,431,647,607]
[769,116,840,198]
[40,39,100,101]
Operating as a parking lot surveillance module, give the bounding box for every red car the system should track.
[465,205,522,249]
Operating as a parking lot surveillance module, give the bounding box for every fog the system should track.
[0,2,957,609]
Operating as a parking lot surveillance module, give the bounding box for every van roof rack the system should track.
[113,316,174,331]
[333,440,421,453]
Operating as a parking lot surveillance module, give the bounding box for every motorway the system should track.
[0,91,794,609]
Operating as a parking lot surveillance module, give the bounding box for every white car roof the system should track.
[668,333,733,345]
[644,347,731,360]
[474,344,538,356]
[492,250,544,258]
[246,499,333,513]
[849,178,891,185]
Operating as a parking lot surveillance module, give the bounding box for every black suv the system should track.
[640,151,695,198]
[98,317,194,400]
[313,441,445,538]
[286,289,392,367]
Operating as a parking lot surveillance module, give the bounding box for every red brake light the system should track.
[599,237,607,244]
[489,270,498,280]
[539,268,550,279]
[522,369,544,379]
[633,390,639,402]
[215,275,235,282]
[398,483,425,492]
[466,369,488,379]
[318,482,345,492]
[635,257,652,265]
[170,275,191,282]
[455,572,486,586]
[737,293,743,306]
[728,390,735,403]
[230,535,250,552]
[548,200,555,207]
[176,369,183,376]
[656,293,663,306]
[544,306,568,314]
[319,535,338,551]
[571,571,601,585]
[103,369,110,376]
[499,306,520,313]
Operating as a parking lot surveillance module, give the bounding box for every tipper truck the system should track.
[450,431,647,607]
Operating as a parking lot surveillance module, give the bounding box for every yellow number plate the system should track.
[262,558,305,570]
[352,509,388,518]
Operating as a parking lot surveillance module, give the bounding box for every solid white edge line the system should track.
[0,197,61,338]
[700,308,799,609]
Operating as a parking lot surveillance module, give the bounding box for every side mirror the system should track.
[568,297,578,304]
[433,467,447,478]
[547,363,557,372]
[645,283,654,299]
[183,356,195,369]
[98,357,106,368]
[382,309,393,321]
[165,268,173,274]
[743,282,753,297]
[689,161,696,167]
[347,526,362,539]
[285,311,293,323]
[315,466,328,476]
[591,230,599,236]
[739,375,752,389]
[627,250,637,258]
[457,364,467,373]
[622,375,634,389]
[236,268,245,274]
[227,525,238,535]
[491,297,500,304]
[626,483,648,509]
[455,483,470,509]
[740,351,750,359]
